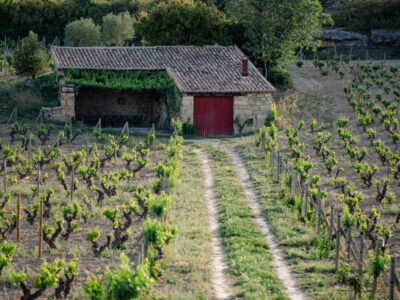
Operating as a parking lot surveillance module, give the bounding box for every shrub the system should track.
[267,66,292,90]
[182,119,197,135]
[64,18,101,47]
[296,61,303,68]
[13,31,47,79]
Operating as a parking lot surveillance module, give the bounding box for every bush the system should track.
[296,61,303,68]
[13,31,46,79]
[333,0,400,33]
[64,18,101,47]
[182,119,197,136]
[267,66,292,90]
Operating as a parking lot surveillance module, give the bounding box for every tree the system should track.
[136,0,232,46]
[227,0,332,71]
[64,18,101,47]
[102,12,135,46]
[13,31,46,79]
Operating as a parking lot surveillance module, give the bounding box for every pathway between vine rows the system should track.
[226,147,306,300]
[194,149,234,299]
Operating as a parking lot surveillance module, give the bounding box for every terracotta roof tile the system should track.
[51,45,275,93]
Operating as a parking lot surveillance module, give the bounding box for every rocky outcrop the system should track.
[371,29,400,44]
[320,28,369,47]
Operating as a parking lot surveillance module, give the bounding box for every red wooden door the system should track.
[194,96,233,137]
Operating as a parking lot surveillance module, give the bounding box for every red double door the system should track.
[194,96,233,137]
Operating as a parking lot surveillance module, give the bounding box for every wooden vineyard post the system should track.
[276,151,280,182]
[37,165,40,202]
[38,198,43,259]
[28,133,32,162]
[335,210,342,272]
[17,193,21,245]
[289,169,293,194]
[359,232,364,277]
[3,159,6,194]
[303,183,308,218]
[346,226,352,261]
[328,205,334,242]
[371,238,384,298]
[86,140,89,165]
[390,257,396,300]
[114,144,117,170]
[262,131,266,150]
[270,148,274,170]
[316,187,322,235]
[56,136,60,163]
[71,164,74,202]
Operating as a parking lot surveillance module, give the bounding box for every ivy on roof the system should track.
[63,69,180,93]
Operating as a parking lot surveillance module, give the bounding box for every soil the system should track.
[194,149,234,300]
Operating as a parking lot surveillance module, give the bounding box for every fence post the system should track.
[114,144,117,170]
[37,165,40,202]
[328,205,334,242]
[346,226,352,261]
[271,148,274,170]
[335,210,342,272]
[3,159,6,194]
[86,140,89,166]
[390,257,396,300]
[358,232,365,277]
[38,199,43,259]
[316,187,322,235]
[17,193,21,245]
[28,133,32,162]
[276,150,280,181]
[262,131,266,150]
[71,164,75,202]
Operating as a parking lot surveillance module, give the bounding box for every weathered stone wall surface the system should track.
[43,84,75,121]
[180,95,194,123]
[233,93,272,134]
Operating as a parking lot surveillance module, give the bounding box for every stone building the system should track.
[49,45,274,137]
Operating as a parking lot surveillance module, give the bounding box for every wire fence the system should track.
[303,45,400,61]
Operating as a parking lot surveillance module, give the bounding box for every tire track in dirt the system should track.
[226,147,306,300]
[194,149,234,300]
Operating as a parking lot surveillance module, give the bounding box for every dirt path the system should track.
[226,147,306,300]
[194,149,234,300]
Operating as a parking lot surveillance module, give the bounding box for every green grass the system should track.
[235,139,351,299]
[152,147,213,299]
[204,145,287,299]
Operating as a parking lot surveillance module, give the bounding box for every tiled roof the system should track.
[51,45,275,93]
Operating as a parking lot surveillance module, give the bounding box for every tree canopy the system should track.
[64,18,101,47]
[136,0,232,46]
[13,31,47,79]
[102,12,135,46]
[227,0,332,69]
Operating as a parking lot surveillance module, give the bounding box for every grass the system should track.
[152,147,213,299]
[234,138,351,299]
[204,145,287,299]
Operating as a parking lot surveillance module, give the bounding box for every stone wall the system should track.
[43,84,75,121]
[233,93,272,134]
[180,95,194,123]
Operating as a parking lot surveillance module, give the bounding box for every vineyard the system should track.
[242,59,400,298]
[0,117,183,299]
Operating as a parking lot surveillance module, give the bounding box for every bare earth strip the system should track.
[226,147,306,300]
[194,149,234,300]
